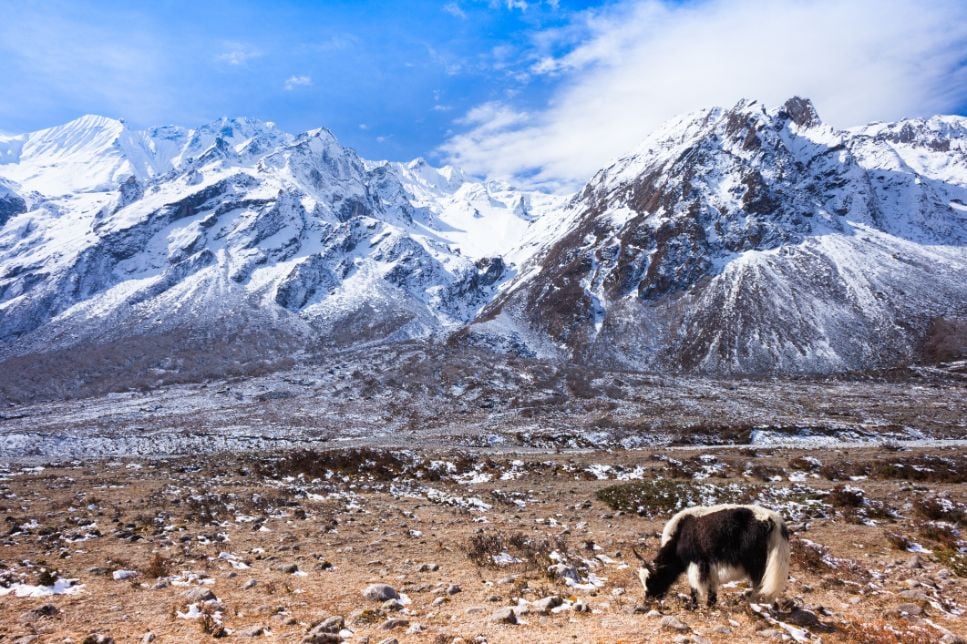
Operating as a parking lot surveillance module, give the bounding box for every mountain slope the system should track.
[0,116,561,361]
[463,98,967,374]
[1,99,964,383]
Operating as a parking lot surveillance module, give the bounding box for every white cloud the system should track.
[440,0,967,190]
[283,75,312,91]
[443,2,467,19]
[216,43,262,66]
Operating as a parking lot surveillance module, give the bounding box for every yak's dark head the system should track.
[632,547,663,599]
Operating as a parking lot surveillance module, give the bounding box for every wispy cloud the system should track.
[215,42,262,66]
[443,2,467,19]
[441,0,967,189]
[283,75,312,91]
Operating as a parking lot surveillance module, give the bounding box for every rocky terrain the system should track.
[0,342,964,459]
[1,97,965,642]
[1,444,965,643]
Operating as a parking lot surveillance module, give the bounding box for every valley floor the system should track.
[2,444,965,643]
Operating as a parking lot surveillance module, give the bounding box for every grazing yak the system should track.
[634,504,790,607]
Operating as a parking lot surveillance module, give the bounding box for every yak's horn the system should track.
[631,547,647,563]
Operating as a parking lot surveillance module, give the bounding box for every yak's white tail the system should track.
[757,515,790,601]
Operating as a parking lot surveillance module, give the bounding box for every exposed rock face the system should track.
[0,180,27,228]
[0,116,560,361]
[465,98,967,374]
[1,99,964,378]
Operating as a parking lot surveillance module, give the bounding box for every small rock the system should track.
[237,626,266,637]
[141,634,155,644]
[277,563,299,574]
[432,596,447,606]
[547,563,579,583]
[907,555,923,569]
[377,639,399,644]
[446,583,462,595]
[303,617,345,644]
[303,635,342,644]
[785,608,820,627]
[756,629,781,640]
[940,635,965,644]
[243,579,258,590]
[381,618,410,630]
[573,599,590,613]
[661,616,689,632]
[711,626,732,635]
[382,599,404,612]
[112,570,137,581]
[646,609,662,618]
[406,623,423,635]
[898,589,929,603]
[531,596,563,614]
[307,616,344,634]
[897,602,923,617]
[20,603,59,622]
[490,607,518,624]
[363,584,400,601]
[417,563,439,572]
[183,587,217,602]
[82,636,114,644]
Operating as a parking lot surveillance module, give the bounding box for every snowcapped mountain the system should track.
[1,98,965,383]
[0,114,564,361]
[463,98,967,374]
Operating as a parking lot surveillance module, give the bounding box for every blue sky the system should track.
[2,0,965,189]
[0,1,597,160]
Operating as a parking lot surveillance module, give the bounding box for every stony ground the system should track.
[2,445,965,643]
[2,348,965,461]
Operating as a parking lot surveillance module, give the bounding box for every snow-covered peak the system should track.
[466,97,967,374]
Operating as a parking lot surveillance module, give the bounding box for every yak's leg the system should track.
[686,562,709,609]
[707,565,719,607]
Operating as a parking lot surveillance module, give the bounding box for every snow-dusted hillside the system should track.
[0,115,564,360]
[1,98,964,382]
[465,98,967,374]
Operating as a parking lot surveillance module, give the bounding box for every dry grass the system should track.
[0,445,964,643]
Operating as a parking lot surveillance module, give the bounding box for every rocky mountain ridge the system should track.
[463,98,967,373]
[0,114,564,364]
[0,97,964,387]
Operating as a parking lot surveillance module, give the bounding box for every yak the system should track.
[634,504,790,607]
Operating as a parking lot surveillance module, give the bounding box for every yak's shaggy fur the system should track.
[636,504,790,607]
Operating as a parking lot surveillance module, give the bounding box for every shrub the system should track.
[464,530,568,577]
[829,485,865,508]
[595,479,754,516]
[466,532,505,567]
[884,531,912,551]
[145,553,172,579]
[912,496,965,525]
[934,547,967,577]
[917,522,961,549]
